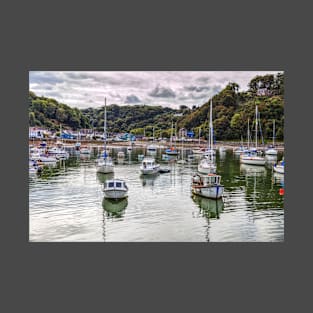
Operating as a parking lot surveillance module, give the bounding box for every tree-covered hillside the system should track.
[29,72,284,141]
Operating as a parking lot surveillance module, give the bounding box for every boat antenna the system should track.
[104,97,107,159]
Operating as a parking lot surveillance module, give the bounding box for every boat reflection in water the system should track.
[102,197,128,218]
[140,173,159,187]
[192,195,224,219]
[96,172,114,184]
[273,172,284,186]
[240,163,266,177]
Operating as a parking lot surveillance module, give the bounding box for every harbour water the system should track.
[29,148,284,242]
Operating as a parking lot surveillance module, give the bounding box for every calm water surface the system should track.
[29,148,284,242]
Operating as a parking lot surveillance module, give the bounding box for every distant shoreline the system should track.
[29,138,284,151]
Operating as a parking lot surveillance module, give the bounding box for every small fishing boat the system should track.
[273,158,284,174]
[103,179,128,200]
[191,173,224,199]
[140,157,160,175]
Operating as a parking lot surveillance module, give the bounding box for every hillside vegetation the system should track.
[29,72,284,141]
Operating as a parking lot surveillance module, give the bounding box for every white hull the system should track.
[240,156,266,166]
[192,149,205,154]
[273,164,284,174]
[103,189,128,200]
[191,185,224,199]
[198,159,216,174]
[140,165,160,175]
[265,149,278,155]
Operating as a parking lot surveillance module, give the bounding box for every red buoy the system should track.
[279,188,284,196]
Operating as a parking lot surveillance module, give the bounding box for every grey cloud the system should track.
[184,85,212,92]
[125,94,141,103]
[29,72,63,85]
[196,76,211,83]
[149,85,176,98]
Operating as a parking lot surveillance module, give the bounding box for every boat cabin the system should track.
[192,174,221,186]
[105,180,128,190]
[142,158,156,168]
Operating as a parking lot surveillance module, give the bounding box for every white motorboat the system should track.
[273,159,284,174]
[103,179,128,200]
[240,105,266,166]
[191,173,224,199]
[30,148,57,163]
[96,98,114,174]
[47,146,69,160]
[140,157,160,175]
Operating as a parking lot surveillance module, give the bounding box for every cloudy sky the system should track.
[29,71,281,109]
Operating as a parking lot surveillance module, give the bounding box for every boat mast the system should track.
[104,97,107,158]
[273,119,275,147]
[170,119,173,146]
[255,105,258,150]
[247,118,250,149]
[210,99,213,158]
[153,126,155,143]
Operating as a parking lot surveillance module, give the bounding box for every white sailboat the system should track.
[193,127,205,154]
[177,134,186,164]
[96,98,114,174]
[166,120,178,155]
[240,105,266,166]
[147,126,158,152]
[265,119,278,155]
[198,99,216,174]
